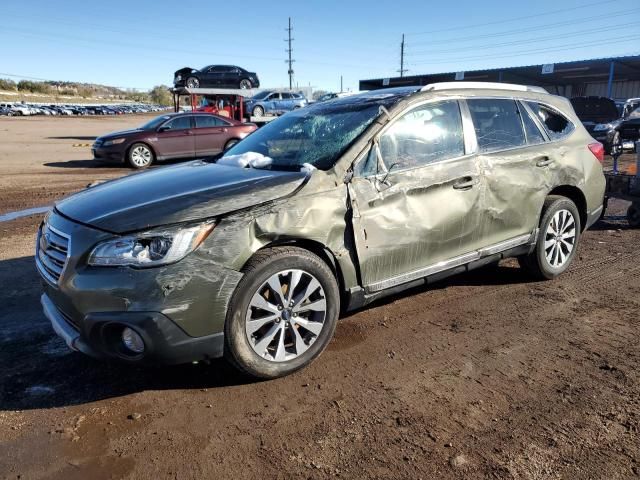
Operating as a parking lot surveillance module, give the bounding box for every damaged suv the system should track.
[38,83,605,378]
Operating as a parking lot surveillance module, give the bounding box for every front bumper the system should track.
[37,210,243,364]
[92,145,125,162]
[41,293,224,364]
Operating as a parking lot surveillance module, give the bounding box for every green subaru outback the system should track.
[37,83,606,378]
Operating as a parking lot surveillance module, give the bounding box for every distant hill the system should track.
[0,78,172,105]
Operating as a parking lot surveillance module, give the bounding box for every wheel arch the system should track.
[548,185,587,231]
[244,238,347,306]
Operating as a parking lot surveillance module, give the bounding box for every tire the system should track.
[224,246,340,379]
[518,196,581,280]
[252,105,264,117]
[127,143,154,169]
[627,202,640,228]
[606,131,622,156]
[186,77,200,88]
[239,79,252,89]
[224,139,239,151]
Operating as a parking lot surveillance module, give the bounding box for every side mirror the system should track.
[158,125,171,132]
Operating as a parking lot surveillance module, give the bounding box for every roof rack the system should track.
[420,82,547,94]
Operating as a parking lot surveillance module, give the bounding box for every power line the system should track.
[408,8,640,47]
[285,17,295,90]
[407,21,638,57]
[406,0,620,36]
[0,72,150,91]
[407,35,640,66]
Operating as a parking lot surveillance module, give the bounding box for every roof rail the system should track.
[421,82,547,94]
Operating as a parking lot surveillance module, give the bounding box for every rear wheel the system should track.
[252,105,264,117]
[127,143,154,169]
[224,139,239,151]
[627,202,640,228]
[519,196,581,280]
[224,247,340,379]
[186,77,200,88]
[239,79,252,89]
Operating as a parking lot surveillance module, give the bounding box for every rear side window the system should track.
[195,116,227,128]
[525,102,574,140]
[518,102,545,145]
[379,100,465,170]
[467,99,526,152]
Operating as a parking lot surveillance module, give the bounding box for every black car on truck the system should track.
[174,65,260,90]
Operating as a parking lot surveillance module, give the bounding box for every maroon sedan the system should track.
[92,112,257,169]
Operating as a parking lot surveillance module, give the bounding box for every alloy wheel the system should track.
[239,79,251,89]
[544,209,576,268]
[245,269,327,362]
[130,145,152,167]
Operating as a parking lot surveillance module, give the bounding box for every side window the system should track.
[281,93,292,99]
[165,116,192,130]
[525,102,574,140]
[518,101,546,145]
[378,100,465,170]
[268,93,280,101]
[195,115,227,128]
[467,99,526,152]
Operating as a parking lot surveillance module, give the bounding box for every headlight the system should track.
[102,138,126,147]
[175,75,182,81]
[88,222,215,267]
[593,123,612,132]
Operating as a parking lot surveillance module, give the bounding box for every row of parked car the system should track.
[0,102,170,117]
[570,96,640,153]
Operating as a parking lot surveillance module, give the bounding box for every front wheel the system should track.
[252,105,264,117]
[239,79,252,89]
[127,143,154,169]
[518,196,581,280]
[224,247,340,379]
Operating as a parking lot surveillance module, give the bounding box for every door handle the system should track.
[185,130,193,135]
[535,156,554,167]
[452,176,477,190]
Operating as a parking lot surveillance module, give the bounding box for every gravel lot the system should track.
[1,116,639,479]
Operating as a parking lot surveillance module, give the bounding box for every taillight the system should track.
[588,142,604,164]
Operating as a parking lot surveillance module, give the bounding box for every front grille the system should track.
[36,221,70,285]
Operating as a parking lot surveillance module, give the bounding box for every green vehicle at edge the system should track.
[37,83,606,378]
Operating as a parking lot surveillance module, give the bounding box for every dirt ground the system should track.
[1,116,639,479]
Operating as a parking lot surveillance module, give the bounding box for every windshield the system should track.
[140,115,171,130]
[624,102,640,118]
[222,101,383,171]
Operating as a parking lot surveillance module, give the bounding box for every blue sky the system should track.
[1,0,639,92]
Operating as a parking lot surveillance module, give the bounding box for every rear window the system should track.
[467,99,526,153]
[525,102,574,141]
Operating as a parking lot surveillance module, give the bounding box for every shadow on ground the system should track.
[0,252,543,411]
[47,136,97,141]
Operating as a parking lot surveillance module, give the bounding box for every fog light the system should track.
[122,327,145,354]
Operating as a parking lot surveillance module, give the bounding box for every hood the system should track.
[99,129,142,140]
[55,161,308,233]
[174,67,197,76]
[570,97,619,124]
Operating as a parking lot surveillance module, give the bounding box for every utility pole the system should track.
[399,33,408,77]
[340,75,343,93]
[285,17,295,90]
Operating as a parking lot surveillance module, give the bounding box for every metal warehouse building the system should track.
[360,55,640,100]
